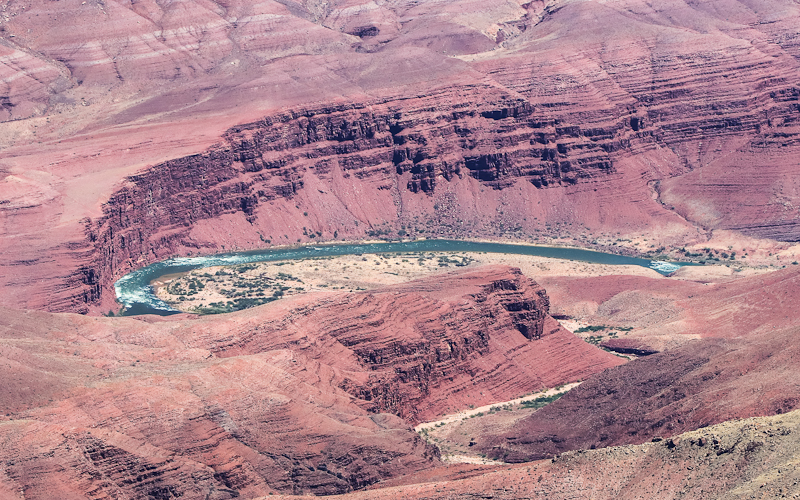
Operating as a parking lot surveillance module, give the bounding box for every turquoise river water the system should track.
[114,239,690,316]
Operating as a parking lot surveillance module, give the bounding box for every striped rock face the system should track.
[0,266,622,496]
[2,1,800,498]
[1,0,800,313]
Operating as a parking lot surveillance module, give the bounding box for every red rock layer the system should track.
[461,0,800,241]
[0,306,438,496]
[74,90,639,311]
[475,266,800,461]
[479,331,800,461]
[3,0,800,313]
[195,266,624,423]
[143,266,623,423]
[268,409,800,500]
[0,266,621,497]
[0,43,69,121]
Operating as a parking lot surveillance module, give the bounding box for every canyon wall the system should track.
[1,0,800,315]
[474,264,800,462]
[0,267,622,497]
[74,0,800,313]
[77,91,634,311]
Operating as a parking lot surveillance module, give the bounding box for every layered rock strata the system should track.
[476,265,800,462]
[80,26,800,312]
[270,409,800,500]
[0,266,622,497]
[77,90,632,311]
[3,0,800,313]
[160,266,622,423]
[480,331,800,462]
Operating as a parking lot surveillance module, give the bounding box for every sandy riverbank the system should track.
[152,249,770,314]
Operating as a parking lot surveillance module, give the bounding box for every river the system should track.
[114,239,689,316]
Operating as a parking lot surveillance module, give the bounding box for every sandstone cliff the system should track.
[0,267,622,497]
[2,0,800,313]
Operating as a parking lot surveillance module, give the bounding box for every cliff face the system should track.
[281,269,560,422]
[167,266,620,423]
[73,0,800,312]
[0,267,623,497]
[2,0,800,315]
[80,64,800,312]
[78,93,629,311]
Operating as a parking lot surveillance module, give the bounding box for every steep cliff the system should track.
[164,266,622,423]
[71,0,800,312]
[2,0,800,316]
[0,267,623,497]
[78,92,634,311]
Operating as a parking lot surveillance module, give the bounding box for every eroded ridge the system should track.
[0,266,622,496]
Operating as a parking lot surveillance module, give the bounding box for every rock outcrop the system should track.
[475,265,800,462]
[478,331,800,462]
[149,266,622,423]
[269,408,800,499]
[0,266,622,497]
[3,0,800,497]
[3,0,800,313]
[196,266,622,423]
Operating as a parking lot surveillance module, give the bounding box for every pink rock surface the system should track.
[477,265,800,461]
[2,1,800,497]
[0,266,621,497]
[269,408,800,499]
[2,0,800,313]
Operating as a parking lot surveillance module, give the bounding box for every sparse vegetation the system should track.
[519,393,564,409]
[573,324,632,346]
[155,251,480,315]
[574,325,608,333]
